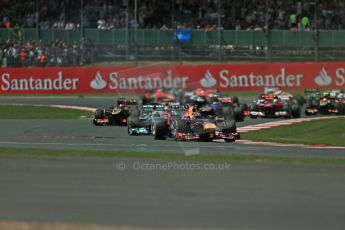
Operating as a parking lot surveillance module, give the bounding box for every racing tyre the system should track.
[219,120,237,134]
[127,117,135,135]
[171,118,192,140]
[219,120,238,142]
[335,102,344,115]
[122,109,130,117]
[233,106,244,122]
[222,106,235,122]
[152,120,167,140]
[340,103,345,115]
[127,123,134,135]
[176,118,192,133]
[127,115,141,127]
[282,104,291,119]
[296,95,306,106]
[93,108,105,126]
[94,108,105,119]
[127,116,140,135]
[248,103,257,118]
[291,104,301,118]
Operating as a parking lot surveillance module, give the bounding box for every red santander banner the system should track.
[0,63,345,95]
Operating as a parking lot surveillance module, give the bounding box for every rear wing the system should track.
[264,87,280,94]
[304,88,320,95]
[330,90,343,98]
[218,97,233,103]
[142,104,164,111]
[142,102,187,114]
[126,99,138,105]
[117,97,138,106]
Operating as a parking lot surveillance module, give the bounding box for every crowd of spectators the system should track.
[0,38,93,67]
[0,0,345,31]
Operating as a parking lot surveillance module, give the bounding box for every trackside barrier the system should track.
[0,62,344,95]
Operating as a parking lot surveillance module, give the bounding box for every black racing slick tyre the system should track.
[176,118,191,133]
[282,104,291,119]
[94,108,105,119]
[291,104,301,118]
[93,108,105,126]
[170,118,192,140]
[127,115,141,128]
[218,120,238,142]
[335,102,345,115]
[127,116,139,135]
[296,95,306,106]
[219,120,237,134]
[152,120,167,140]
[221,106,235,122]
[233,106,244,122]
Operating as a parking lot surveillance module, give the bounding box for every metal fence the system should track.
[2,28,345,63]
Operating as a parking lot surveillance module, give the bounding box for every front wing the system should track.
[128,127,151,135]
[175,131,239,142]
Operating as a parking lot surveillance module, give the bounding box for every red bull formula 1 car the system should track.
[151,105,240,142]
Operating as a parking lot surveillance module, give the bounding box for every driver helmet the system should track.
[211,101,221,110]
[273,95,279,103]
[188,106,197,117]
[117,99,126,109]
[184,106,199,119]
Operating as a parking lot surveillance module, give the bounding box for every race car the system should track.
[265,87,305,106]
[127,104,164,135]
[127,103,183,135]
[318,90,345,115]
[151,105,240,142]
[248,93,300,118]
[142,88,176,105]
[181,88,247,122]
[304,88,321,115]
[335,92,345,114]
[93,98,137,126]
[180,88,222,106]
[217,97,248,122]
[273,91,301,118]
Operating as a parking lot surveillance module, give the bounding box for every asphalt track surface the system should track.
[0,96,344,158]
[1,96,345,230]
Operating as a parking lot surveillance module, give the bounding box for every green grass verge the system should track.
[241,118,345,147]
[1,147,345,165]
[0,105,93,119]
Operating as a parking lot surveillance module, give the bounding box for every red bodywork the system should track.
[143,89,176,104]
[250,94,288,118]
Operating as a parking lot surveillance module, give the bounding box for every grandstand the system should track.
[1,0,345,66]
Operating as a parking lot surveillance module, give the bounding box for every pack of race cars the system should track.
[92,87,345,142]
[246,88,344,118]
[304,89,345,115]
